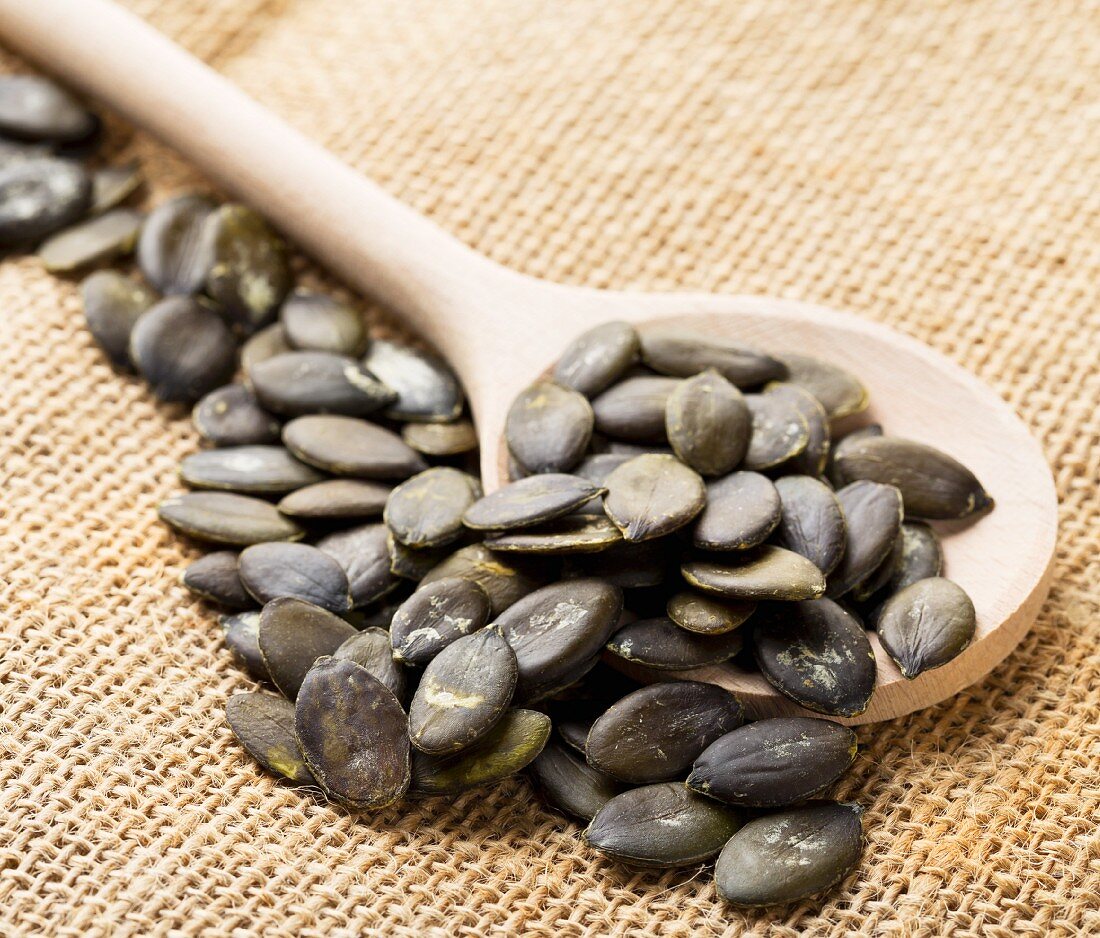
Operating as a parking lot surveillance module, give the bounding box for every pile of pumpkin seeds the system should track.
[6,73,997,909]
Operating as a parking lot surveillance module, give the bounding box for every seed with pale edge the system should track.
[530,741,625,821]
[258,597,357,700]
[552,321,640,397]
[827,481,904,598]
[483,515,622,554]
[667,591,755,635]
[743,393,810,470]
[683,546,826,601]
[0,159,92,246]
[283,414,427,479]
[665,369,751,476]
[850,530,903,603]
[333,627,407,701]
[592,376,678,442]
[239,542,351,612]
[362,338,465,423]
[385,467,481,548]
[693,471,781,551]
[314,523,398,608]
[158,492,304,546]
[402,419,478,457]
[136,194,215,295]
[277,479,392,520]
[606,616,743,670]
[37,208,143,272]
[421,543,546,616]
[280,290,365,355]
[640,332,787,387]
[505,381,593,473]
[779,353,869,420]
[774,475,847,577]
[876,577,976,678]
[221,610,267,680]
[90,162,142,214]
[0,76,97,143]
[250,351,396,418]
[182,551,251,609]
[888,522,943,593]
[226,692,313,784]
[390,577,492,666]
[765,383,831,476]
[81,270,157,368]
[193,384,281,447]
[179,445,323,495]
[604,453,705,542]
[463,474,602,531]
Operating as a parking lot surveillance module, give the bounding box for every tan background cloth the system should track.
[1,0,1097,934]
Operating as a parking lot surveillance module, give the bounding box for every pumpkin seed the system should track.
[606,617,744,670]
[402,419,478,457]
[876,577,976,678]
[827,481,904,598]
[314,523,399,607]
[408,629,518,755]
[563,536,672,588]
[584,782,743,868]
[693,471,781,551]
[687,717,858,807]
[282,414,426,479]
[181,550,252,609]
[639,332,787,387]
[665,369,751,476]
[250,351,396,417]
[362,339,464,423]
[421,543,545,616]
[505,381,593,473]
[683,546,826,601]
[774,475,847,576]
[37,208,142,272]
[557,719,593,756]
[295,656,411,810]
[591,375,678,442]
[136,194,215,295]
[888,522,943,593]
[390,577,492,666]
[826,423,883,487]
[277,479,392,520]
[258,597,357,700]
[714,802,863,907]
[463,474,602,531]
[753,599,876,717]
[385,467,481,548]
[221,610,267,681]
[387,534,451,581]
[743,392,810,470]
[90,162,143,214]
[0,76,97,143]
[332,627,407,701]
[80,270,157,368]
[850,530,903,603]
[604,453,705,542]
[240,322,292,372]
[193,384,281,447]
[552,321,640,398]
[158,492,304,546]
[225,692,313,784]
[179,445,324,495]
[280,290,365,356]
[483,515,622,554]
[239,542,352,612]
[0,159,92,246]
[765,383,831,475]
[586,681,744,783]
[779,353,869,420]
[529,741,625,821]
[666,590,755,635]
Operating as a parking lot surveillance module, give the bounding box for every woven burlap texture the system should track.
[1,1,1097,935]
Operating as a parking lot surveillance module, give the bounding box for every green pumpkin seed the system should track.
[258,597,357,700]
[831,435,993,520]
[493,579,624,703]
[80,270,157,368]
[585,782,743,868]
[179,445,323,495]
[606,616,743,670]
[282,414,426,479]
[463,474,602,531]
[410,708,550,796]
[239,542,351,612]
[687,717,858,807]
[483,515,622,554]
[181,551,251,609]
[765,383,831,476]
[591,375,678,442]
[221,610,267,681]
[387,534,451,581]
[250,351,396,418]
[408,629,518,755]
[314,523,399,607]
[779,353,869,420]
[505,381,593,473]
[390,577,492,666]
[753,599,876,717]
[402,419,478,457]
[225,692,313,784]
[742,392,810,470]
[0,159,92,247]
[421,543,545,616]
[692,471,781,551]
[240,322,292,372]
[552,320,640,397]
[277,479,392,520]
[280,290,365,356]
[136,194,215,295]
[529,741,625,821]
[639,332,786,387]
[90,162,143,214]
[850,530,904,602]
[295,656,410,810]
[193,384,281,447]
[37,208,142,272]
[362,339,464,423]
[158,492,304,546]
[332,627,407,701]
[666,590,755,635]
[665,369,751,476]
[130,297,237,403]
[604,453,705,542]
[774,475,847,576]
[586,681,744,783]
[827,481,904,598]
[683,546,826,601]
[888,522,943,593]
[385,467,481,548]
[715,802,863,907]
[876,577,976,678]
[0,76,97,143]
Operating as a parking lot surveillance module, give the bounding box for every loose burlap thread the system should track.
[1,1,1098,935]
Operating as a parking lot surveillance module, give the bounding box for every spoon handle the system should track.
[0,0,508,352]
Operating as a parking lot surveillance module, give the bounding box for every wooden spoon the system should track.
[0,0,1057,724]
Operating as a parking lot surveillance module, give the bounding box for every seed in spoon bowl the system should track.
[552,320,640,398]
[876,577,976,678]
[665,369,751,476]
[482,515,622,554]
[779,353,869,421]
[591,375,678,443]
[683,546,826,601]
[603,453,706,542]
[888,521,944,592]
[764,383,831,476]
[692,471,781,551]
[505,381,593,473]
[666,590,755,635]
[774,475,848,577]
[402,418,478,457]
[827,481,904,598]
[639,332,787,387]
[605,616,744,670]
[742,392,810,470]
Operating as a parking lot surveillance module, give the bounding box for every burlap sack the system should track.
[1,1,1097,935]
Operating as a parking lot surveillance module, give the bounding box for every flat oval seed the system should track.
[765,383,831,475]
[827,481,904,598]
[402,419,477,457]
[390,577,492,666]
[81,270,157,368]
[179,445,323,495]
[388,535,450,581]
[693,471,781,551]
[606,617,743,670]
[585,782,743,868]
[530,741,625,821]
[181,551,252,609]
[604,454,705,542]
[683,546,826,601]
[362,339,465,423]
[888,522,943,593]
[687,717,858,807]
[251,352,396,417]
[385,467,481,548]
[876,577,976,679]
[240,322,292,372]
[225,692,313,784]
[832,435,993,520]
[130,297,237,403]
[640,332,787,387]
[0,76,97,142]
[754,599,877,716]
[0,159,92,246]
[314,523,399,607]
[665,369,751,477]
[586,681,744,784]
[158,491,304,546]
[591,376,678,442]
[715,802,863,907]
[774,475,847,576]
[221,610,267,680]
[258,597,357,700]
[493,579,624,703]
[277,479,392,520]
[193,384,281,447]
[136,194,214,294]
[410,708,551,795]
[90,162,142,214]
[505,381,593,473]
[667,591,755,635]
[483,515,622,554]
[283,414,427,479]
[295,656,410,810]
[421,543,546,616]
[780,353,869,421]
[239,543,351,612]
[408,630,518,755]
[333,627,406,701]
[464,474,602,531]
[743,393,810,470]
[552,320,640,397]
[850,530,904,603]
[37,208,143,272]
[280,290,365,355]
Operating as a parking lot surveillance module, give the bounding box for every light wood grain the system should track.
[0,0,1058,724]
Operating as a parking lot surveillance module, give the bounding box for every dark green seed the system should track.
[179,445,323,495]
[529,741,625,821]
[277,479,392,520]
[130,297,237,403]
[385,467,481,548]
[280,290,365,356]
[421,543,546,616]
[387,534,450,581]
[687,717,858,807]
[774,475,847,576]
[408,630,518,755]
[136,194,215,295]
[850,530,903,603]
[81,270,157,368]
[225,692,313,784]
[483,515,622,554]
[89,162,143,214]
[283,414,427,478]
[765,383,831,476]
[193,384,281,447]
[743,393,810,471]
[665,369,751,476]
[827,481,904,598]
[362,339,464,423]
[683,546,826,601]
[0,76,97,143]
[753,599,876,717]
[402,419,478,457]
[667,590,755,635]
[552,320,640,398]
[258,597,357,700]
[572,453,633,514]
[390,577,492,666]
[239,542,351,612]
[715,802,863,907]
[221,610,267,680]
[333,627,407,701]
[639,332,786,387]
[779,354,869,421]
[0,158,92,247]
[876,577,976,678]
[240,322,292,372]
[505,381,593,473]
[606,617,743,670]
[888,522,943,593]
[591,375,678,442]
[463,474,602,531]
[586,681,744,784]
[250,352,396,418]
[158,491,304,546]
[37,208,143,272]
[314,523,399,607]
[181,551,251,609]
[410,708,550,795]
[585,782,743,868]
[295,656,410,810]
[604,453,705,542]
[693,471,781,551]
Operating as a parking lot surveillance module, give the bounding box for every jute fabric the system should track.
[1,1,1097,935]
